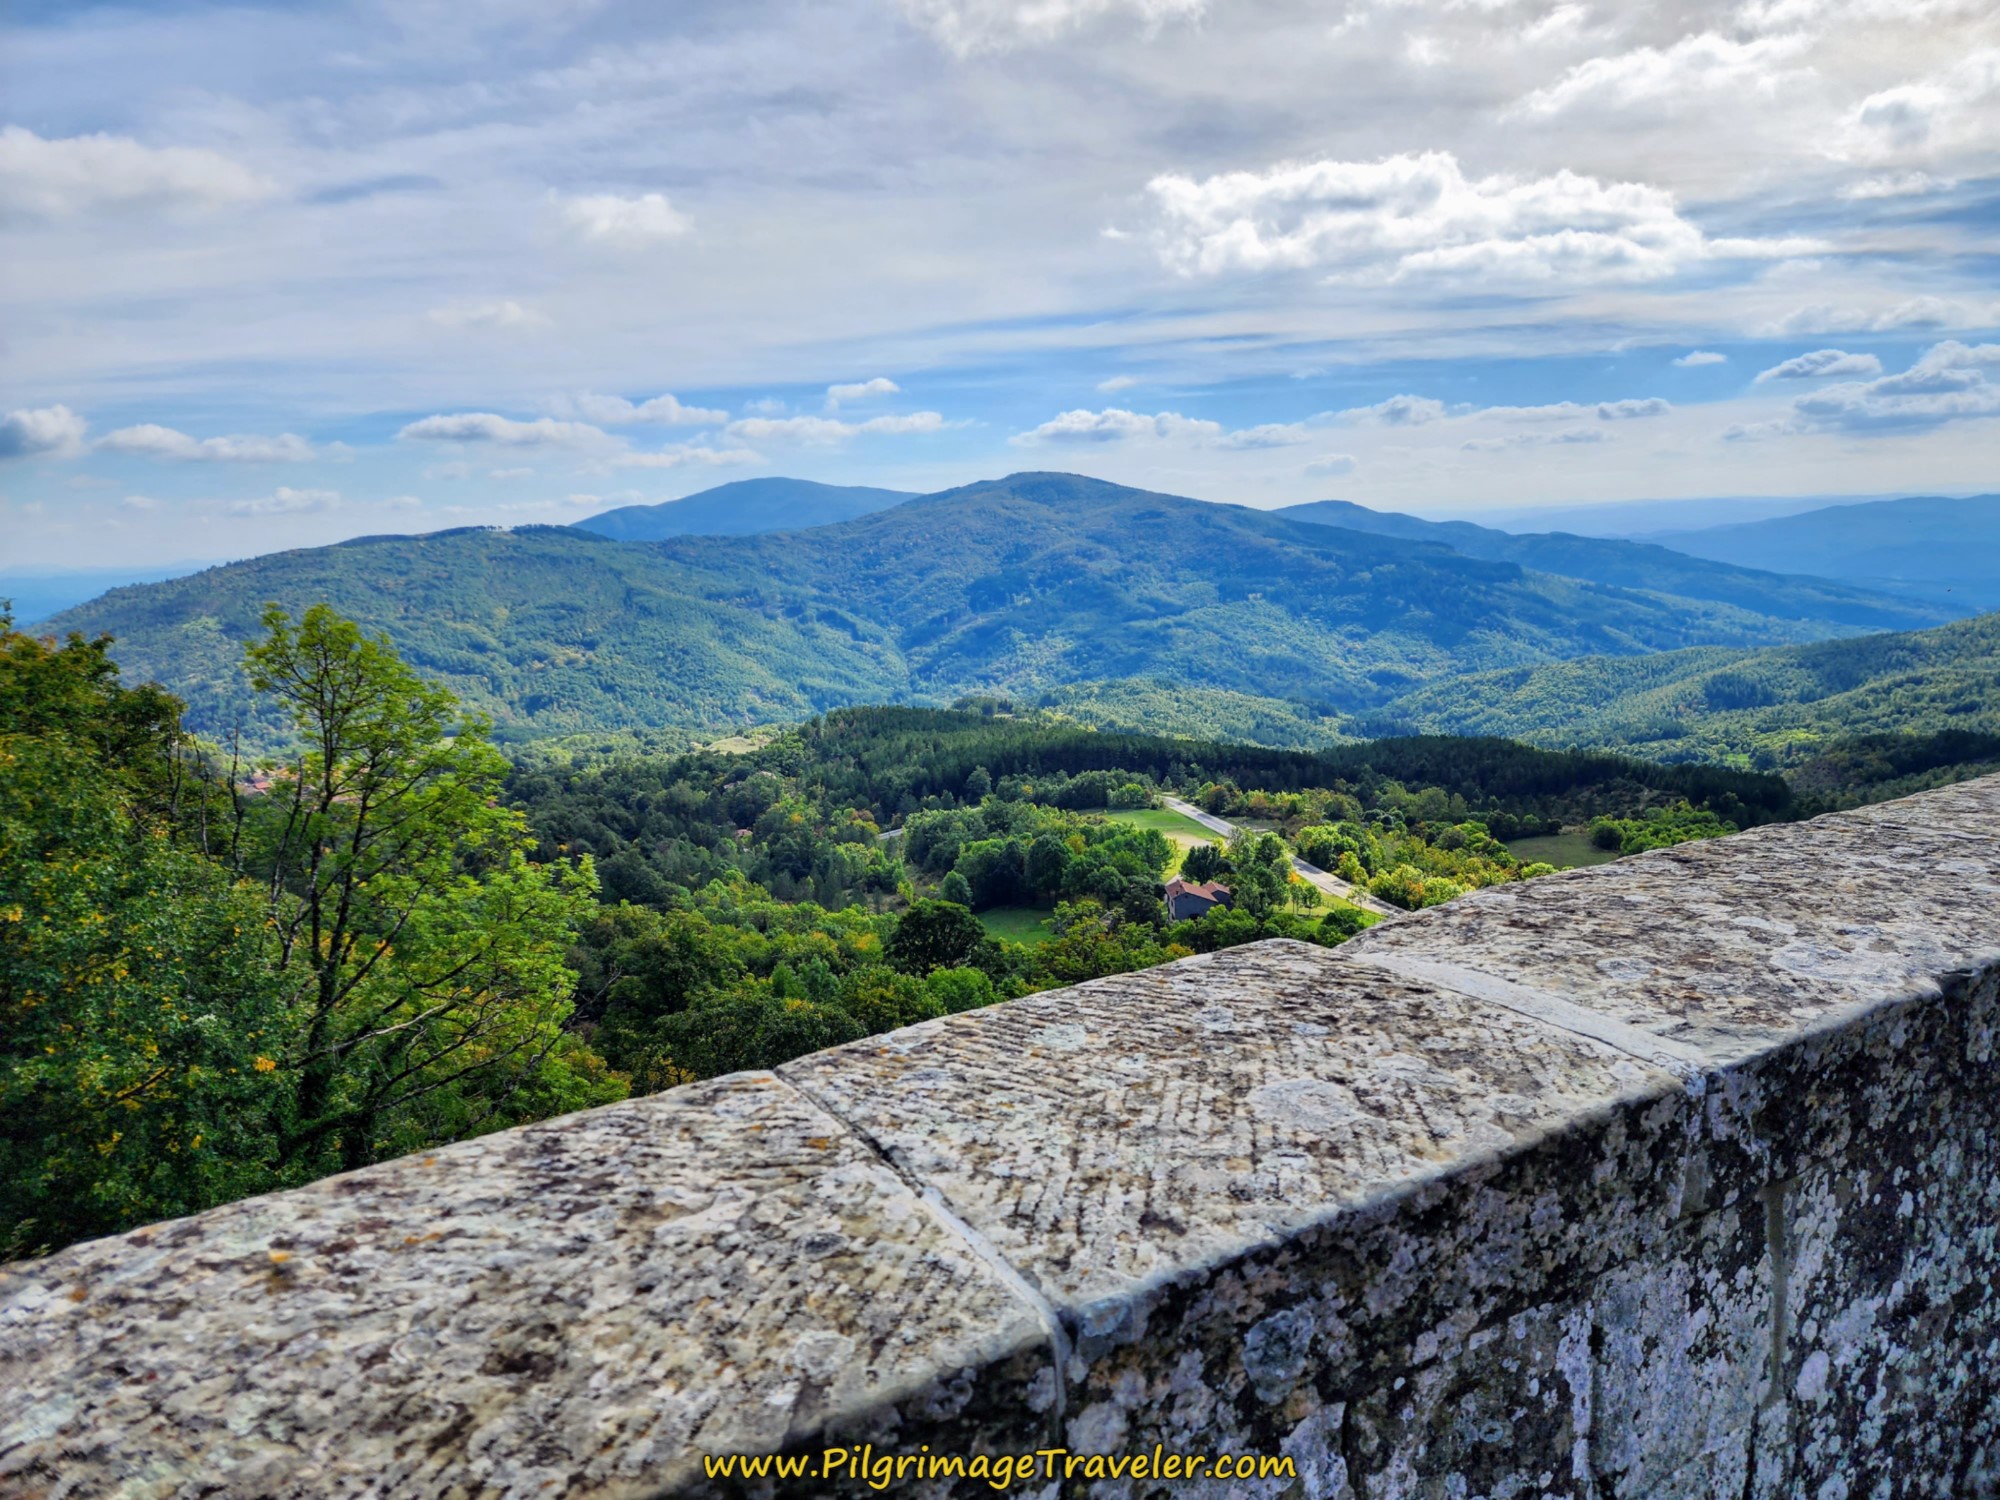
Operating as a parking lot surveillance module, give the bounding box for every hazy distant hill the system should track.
[1375,609,2000,767]
[1277,499,1956,633]
[44,472,1928,746]
[574,477,915,540]
[1648,494,2000,611]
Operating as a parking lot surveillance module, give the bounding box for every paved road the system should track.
[1161,796,1398,917]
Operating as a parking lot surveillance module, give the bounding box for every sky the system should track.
[1,0,1997,568]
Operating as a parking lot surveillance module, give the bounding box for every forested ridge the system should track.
[38,473,1948,749]
[1380,608,2000,771]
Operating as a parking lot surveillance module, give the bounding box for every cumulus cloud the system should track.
[1754,349,1884,382]
[1597,397,1673,419]
[825,377,900,408]
[229,486,340,516]
[1340,394,1448,426]
[1304,453,1357,476]
[427,300,551,331]
[1739,341,2000,436]
[556,191,691,246]
[399,413,611,447]
[1674,350,1728,367]
[1513,32,1810,117]
[96,424,314,462]
[1146,151,1819,285]
[1841,49,2000,161]
[611,444,762,469]
[0,126,268,220]
[900,0,1204,55]
[550,392,729,426]
[1010,408,1223,445]
[726,411,950,444]
[0,404,87,459]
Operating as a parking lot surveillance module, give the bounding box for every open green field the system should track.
[1507,832,1621,869]
[977,906,1055,946]
[1103,806,1220,875]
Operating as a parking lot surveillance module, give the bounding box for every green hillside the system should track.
[1376,610,2000,769]
[1278,499,1958,632]
[41,473,1944,747]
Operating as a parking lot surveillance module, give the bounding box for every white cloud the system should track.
[1304,453,1357,477]
[1742,341,2000,436]
[900,0,1204,55]
[556,191,691,246]
[1674,350,1728,367]
[119,494,158,512]
[1754,349,1884,382]
[551,392,729,426]
[611,444,762,469]
[1096,375,1142,392]
[1838,171,1952,200]
[825,377,900,408]
[427,300,551,331]
[1147,151,1820,285]
[96,424,314,462]
[229,486,340,516]
[398,413,609,447]
[1595,397,1672,419]
[0,404,87,459]
[1010,407,1223,445]
[726,411,951,444]
[1340,394,1448,426]
[0,126,268,221]
[1841,49,2000,161]
[1514,32,1810,117]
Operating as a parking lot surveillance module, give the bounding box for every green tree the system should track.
[1179,841,1225,883]
[0,619,292,1256]
[239,606,607,1173]
[939,869,974,906]
[886,899,991,976]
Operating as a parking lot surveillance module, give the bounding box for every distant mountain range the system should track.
[41,473,1967,750]
[574,477,915,540]
[1276,500,1948,634]
[1642,494,2000,611]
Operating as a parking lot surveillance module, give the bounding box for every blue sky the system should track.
[2,0,1997,567]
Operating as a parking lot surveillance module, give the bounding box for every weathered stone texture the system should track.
[0,1074,1057,1499]
[4,775,1999,1498]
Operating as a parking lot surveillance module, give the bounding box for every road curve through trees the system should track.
[1159,796,1400,917]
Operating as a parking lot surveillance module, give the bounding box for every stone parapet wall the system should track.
[5,776,1999,1498]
